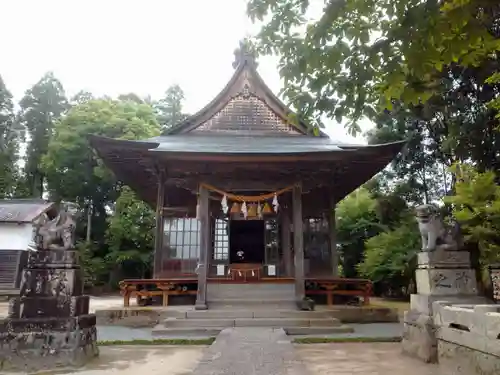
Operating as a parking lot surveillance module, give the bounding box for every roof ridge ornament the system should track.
[232,39,258,69]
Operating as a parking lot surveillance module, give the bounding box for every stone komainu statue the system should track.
[415,204,463,251]
[33,202,80,251]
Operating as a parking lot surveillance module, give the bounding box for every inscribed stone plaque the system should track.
[418,251,470,269]
[415,268,477,296]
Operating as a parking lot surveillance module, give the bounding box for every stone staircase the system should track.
[207,282,297,309]
[152,283,353,336]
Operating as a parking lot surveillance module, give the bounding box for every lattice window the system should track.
[213,219,229,260]
[162,218,200,263]
[304,218,330,276]
[265,218,281,264]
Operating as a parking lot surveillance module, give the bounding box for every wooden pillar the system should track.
[281,210,292,277]
[329,200,339,277]
[293,183,305,300]
[153,168,165,278]
[195,184,209,310]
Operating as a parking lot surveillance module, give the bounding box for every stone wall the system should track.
[433,302,500,375]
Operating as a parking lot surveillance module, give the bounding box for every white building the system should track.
[0,199,56,292]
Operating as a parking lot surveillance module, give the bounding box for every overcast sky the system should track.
[0,0,367,142]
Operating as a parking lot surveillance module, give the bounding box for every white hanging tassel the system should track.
[252,270,255,277]
[241,201,248,219]
[272,193,279,213]
[221,194,228,214]
[238,271,242,277]
[257,203,262,218]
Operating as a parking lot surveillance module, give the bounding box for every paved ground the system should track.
[297,343,449,375]
[2,346,205,375]
[192,327,310,375]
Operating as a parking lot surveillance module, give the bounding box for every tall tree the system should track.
[42,98,160,245]
[154,84,189,131]
[247,0,500,133]
[18,72,68,197]
[0,75,20,198]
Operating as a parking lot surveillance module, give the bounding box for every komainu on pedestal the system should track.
[0,202,98,372]
[402,204,488,363]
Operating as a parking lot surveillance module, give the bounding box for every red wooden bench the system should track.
[119,278,197,307]
[305,278,372,305]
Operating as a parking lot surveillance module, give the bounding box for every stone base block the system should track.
[401,310,438,363]
[20,268,83,297]
[0,326,98,372]
[415,268,477,295]
[8,295,90,318]
[27,250,79,269]
[0,314,97,333]
[410,294,489,316]
[438,340,500,375]
[417,251,470,268]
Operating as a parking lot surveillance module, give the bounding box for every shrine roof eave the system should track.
[88,134,406,159]
[88,134,407,208]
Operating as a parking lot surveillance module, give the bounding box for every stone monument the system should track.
[402,204,488,362]
[0,202,98,372]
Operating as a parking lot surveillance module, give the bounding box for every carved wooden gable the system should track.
[188,66,304,136]
[191,88,302,135]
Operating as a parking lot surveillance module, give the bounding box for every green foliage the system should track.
[0,75,20,198]
[105,186,155,278]
[98,338,215,346]
[42,98,160,242]
[40,98,160,282]
[18,72,68,197]
[336,188,382,278]
[248,0,500,134]
[76,241,108,288]
[358,220,420,294]
[445,164,500,264]
[154,84,189,132]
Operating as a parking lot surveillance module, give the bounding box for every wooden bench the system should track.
[119,278,198,307]
[305,278,372,306]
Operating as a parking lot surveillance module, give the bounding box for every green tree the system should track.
[42,98,160,246]
[247,0,500,133]
[105,186,156,279]
[18,72,68,197]
[154,84,189,131]
[0,75,20,198]
[359,219,420,297]
[336,188,381,278]
[445,164,500,265]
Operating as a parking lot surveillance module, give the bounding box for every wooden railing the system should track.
[305,278,372,305]
[119,278,197,307]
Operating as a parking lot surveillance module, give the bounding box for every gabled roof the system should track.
[0,199,56,223]
[164,44,326,137]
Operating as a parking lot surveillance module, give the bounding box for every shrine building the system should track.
[89,45,405,309]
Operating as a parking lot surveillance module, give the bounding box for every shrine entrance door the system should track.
[229,219,265,264]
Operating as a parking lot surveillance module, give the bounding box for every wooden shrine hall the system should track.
[89,44,405,309]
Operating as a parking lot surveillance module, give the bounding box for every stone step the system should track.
[162,317,342,328]
[184,309,339,319]
[151,325,354,337]
[152,325,223,337]
[208,298,297,306]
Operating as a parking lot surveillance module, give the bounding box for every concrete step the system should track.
[152,325,223,337]
[208,298,297,307]
[151,325,354,336]
[184,309,339,319]
[162,317,342,328]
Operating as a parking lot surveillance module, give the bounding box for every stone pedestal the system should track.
[402,249,488,363]
[0,250,98,372]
